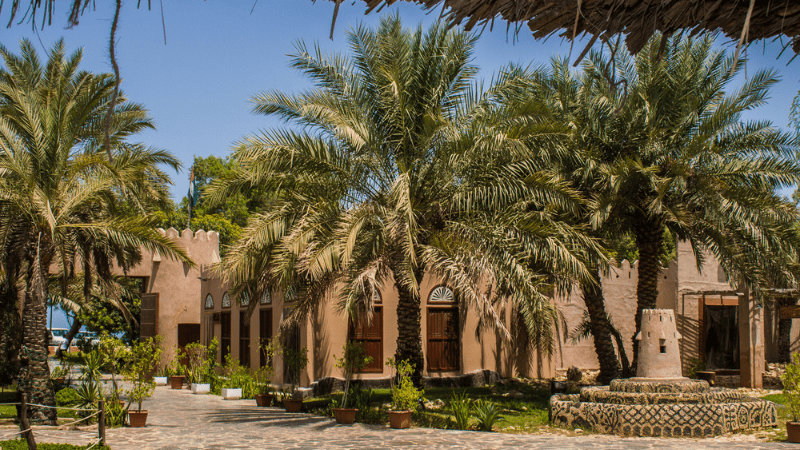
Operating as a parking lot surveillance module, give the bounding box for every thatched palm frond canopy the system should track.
[341,0,800,54]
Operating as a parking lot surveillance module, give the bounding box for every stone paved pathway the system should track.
[3,386,798,449]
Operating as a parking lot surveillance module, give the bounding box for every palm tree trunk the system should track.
[0,282,22,386]
[581,271,621,384]
[20,259,57,424]
[394,275,425,387]
[631,220,663,376]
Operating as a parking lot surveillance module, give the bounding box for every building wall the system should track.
[191,236,780,385]
[202,272,527,385]
[121,228,220,367]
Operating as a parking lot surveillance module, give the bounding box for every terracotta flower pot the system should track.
[128,410,149,428]
[333,407,357,424]
[388,410,412,429]
[787,421,800,443]
[284,399,303,413]
[255,394,274,407]
[169,375,185,389]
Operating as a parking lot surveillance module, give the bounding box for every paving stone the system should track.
[1,386,796,449]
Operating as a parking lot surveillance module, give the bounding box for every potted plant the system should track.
[185,340,217,395]
[254,337,280,406]
[282,344,308,413]
[332,342,373,424]
[387,359,423,429]
[125,337,162,427]
[97,335,130,410]
[220,354,244,400]
[168,354,186,390]
[153,364,170,386]
[783,353,800,442]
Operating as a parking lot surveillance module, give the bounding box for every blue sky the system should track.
[4,1,799,204]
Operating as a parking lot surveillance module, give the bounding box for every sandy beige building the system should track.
[135,229,795,389]
[122,227,221,367]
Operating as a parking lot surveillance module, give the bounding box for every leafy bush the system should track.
[473,399,502,431]
[73,379,103,424]
[50,365,69,380]
[104,399,129,428]
[124,337,162,412]
[334,342,373,408]
[282,344,309,389]
[181,338,218,385]
[783,353,800,421]
[449,390,472,430]
[220,354,256,398]
[687,357,706,379]
[389,359,423,412]
[55,387,81,407]
[349,384,383,423]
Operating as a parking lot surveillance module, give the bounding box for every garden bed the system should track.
[303,381,552,433]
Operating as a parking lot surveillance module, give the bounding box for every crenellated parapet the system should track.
[154,228,221,266]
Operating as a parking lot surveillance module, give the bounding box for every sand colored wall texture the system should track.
[121,228,220,367]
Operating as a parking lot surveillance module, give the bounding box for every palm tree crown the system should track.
[211,15,598,382]
[0,39,191,420]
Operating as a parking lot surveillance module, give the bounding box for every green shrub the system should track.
[449,390,472,430]
[782,353,800,421]
[473,399,502,431]
[55,387,81,407]
[221,354,256,398]
[334,342,373,408]
[389,359,423,412]
[0,440,110,450]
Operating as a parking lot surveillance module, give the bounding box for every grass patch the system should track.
[0,388,87,425]
[0,441,110,450]
[304,382,552,433]
[762,394,786,405]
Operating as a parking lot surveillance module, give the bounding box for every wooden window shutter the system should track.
[349,307,383,373]
[139,293,159,341]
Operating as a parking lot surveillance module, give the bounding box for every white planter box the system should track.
[192,383,210,394]
[154,377,168,386]
[221,388,242,400]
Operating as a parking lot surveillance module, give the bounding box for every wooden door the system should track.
[427,308,459,371]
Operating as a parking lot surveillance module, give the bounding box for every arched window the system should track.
[427,285,459,371]
[222,292,231,308]
[204,294,214,309]
[260,290,271,305]
[240,291,250,306]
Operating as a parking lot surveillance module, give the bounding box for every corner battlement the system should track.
[157,227,220,246]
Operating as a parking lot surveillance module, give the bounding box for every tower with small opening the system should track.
[634,309,685,379]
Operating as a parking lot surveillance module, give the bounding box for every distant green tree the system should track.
[154,208,242,254]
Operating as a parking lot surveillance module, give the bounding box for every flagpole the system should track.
[187,166,194,229]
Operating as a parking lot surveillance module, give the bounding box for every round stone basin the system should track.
[549,379,777,437]
[579,386,746,405]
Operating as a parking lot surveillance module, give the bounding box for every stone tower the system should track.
[634,309,686,379]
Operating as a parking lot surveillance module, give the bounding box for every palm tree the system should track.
[456,60,628,383]
[210,15,599,384]
[0,39,191,422]
[572,35,800,372]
